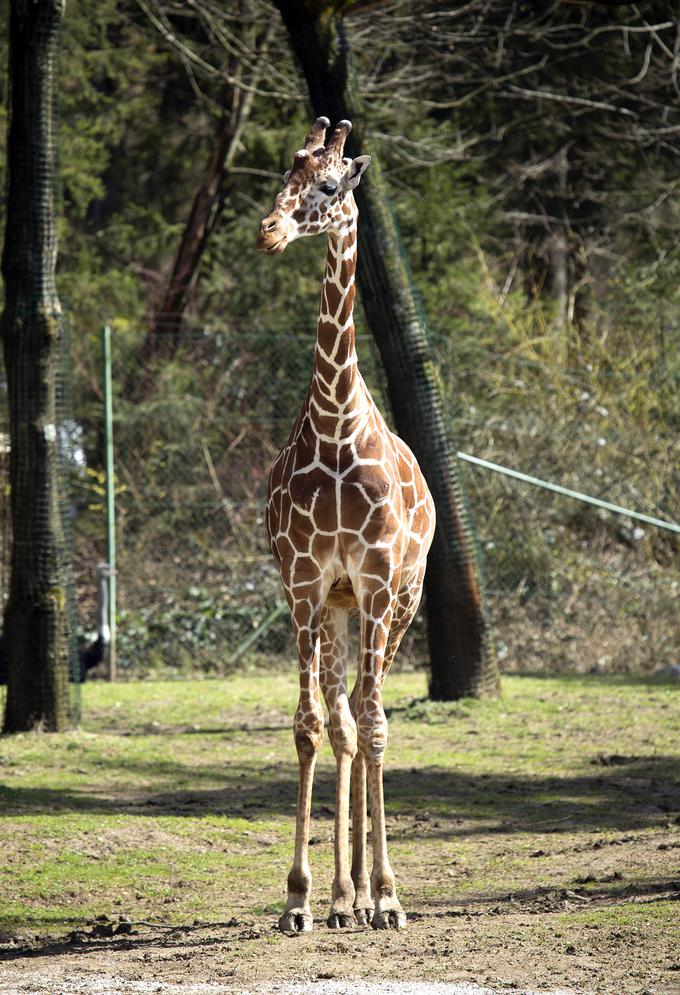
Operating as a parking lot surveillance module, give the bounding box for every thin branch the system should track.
[504,84,638,118]
[134,0,301,101]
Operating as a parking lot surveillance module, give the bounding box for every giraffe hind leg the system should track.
[355,568,426,931]
[348,616,373,926]
[362,572,424,929]
[354,580,407,931]
[349,748,373,925]
[350,577,414,928]
[381,567,426,685]
[320,606,358,929]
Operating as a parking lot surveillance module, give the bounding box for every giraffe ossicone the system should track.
[257,117,435,934]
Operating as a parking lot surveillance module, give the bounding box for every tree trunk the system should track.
[548,149,570,363]
[1,0,73,731]
[275,3,499,699]
[138,8,275,373]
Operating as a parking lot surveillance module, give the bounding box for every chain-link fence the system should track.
[69,318,407,678]
[1,307,678,681]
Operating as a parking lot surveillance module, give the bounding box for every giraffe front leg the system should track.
[356,591,406,931]
[320,607,357,930]
[279,591,326,935]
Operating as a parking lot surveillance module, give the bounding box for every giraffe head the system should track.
[256,117,371,254]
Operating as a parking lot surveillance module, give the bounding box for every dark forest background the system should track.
[0,0,677,679]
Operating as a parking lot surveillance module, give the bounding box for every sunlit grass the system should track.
[0,672,677,939]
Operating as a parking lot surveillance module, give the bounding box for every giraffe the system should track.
[256,117,435,934]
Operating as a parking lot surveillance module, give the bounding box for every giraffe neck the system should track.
[308,219,364,441]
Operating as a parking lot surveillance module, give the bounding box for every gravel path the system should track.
[0,971,583,995]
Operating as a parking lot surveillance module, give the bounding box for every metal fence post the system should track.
[103,324,117,681]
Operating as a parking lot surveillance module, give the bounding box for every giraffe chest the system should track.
[266,432,407,568]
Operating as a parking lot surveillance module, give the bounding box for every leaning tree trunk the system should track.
[1,0,73,731]
[138,9,275,374]
[275,1,499,699]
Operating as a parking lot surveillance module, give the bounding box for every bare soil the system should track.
[1,675,678,995]
[1,827,679,995]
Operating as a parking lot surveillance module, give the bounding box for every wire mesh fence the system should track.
[1,306,678,682]
[0,319,82,721]
[434,327,679,677]
[69,318,408,677]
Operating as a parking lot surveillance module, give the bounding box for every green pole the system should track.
[103,324,117,681]
[225,602,288,670]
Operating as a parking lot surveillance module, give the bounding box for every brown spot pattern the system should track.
[259,120,435,935]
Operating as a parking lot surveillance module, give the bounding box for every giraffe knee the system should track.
[329,712,358,760]
[357,711,388,762]
[294,709,324,761]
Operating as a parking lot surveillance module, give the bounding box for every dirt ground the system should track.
[0,976,590,995]
[1,826,679,995]
[0,973,589,995]
[1,675,679,995]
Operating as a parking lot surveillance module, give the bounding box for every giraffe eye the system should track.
[319,182,337,197]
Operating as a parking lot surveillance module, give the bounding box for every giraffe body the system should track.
[257,118,435,933]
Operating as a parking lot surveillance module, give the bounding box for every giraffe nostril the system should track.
[264,220,278,232]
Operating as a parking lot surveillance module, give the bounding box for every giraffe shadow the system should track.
[1,753,678,837]
[0,922,248,964]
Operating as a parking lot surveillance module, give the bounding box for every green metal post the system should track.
[103,324,117,681]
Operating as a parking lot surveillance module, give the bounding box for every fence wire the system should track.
[0,318,81,721]
[71,321,406,677]
[1,308,678,681]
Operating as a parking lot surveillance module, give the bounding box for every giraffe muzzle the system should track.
[256,216,288,254]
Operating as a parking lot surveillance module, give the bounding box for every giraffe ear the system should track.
[282,169,292,184]
[343,155,371,191]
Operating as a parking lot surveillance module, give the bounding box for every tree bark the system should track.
[1,0,73,731]
[138,8,275,372]
[274,3,499,699]
[548,149,570,363]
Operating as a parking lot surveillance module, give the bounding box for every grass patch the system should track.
[0,671,678,955]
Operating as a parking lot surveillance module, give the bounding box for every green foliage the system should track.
[116,585,292,677]
[56,1,172,331]
[1,0,677,678]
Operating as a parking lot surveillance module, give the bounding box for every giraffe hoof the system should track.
[353,907,373,927]
[371,909,406,930]
[327,912,354,930]
[278,911,313,934]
